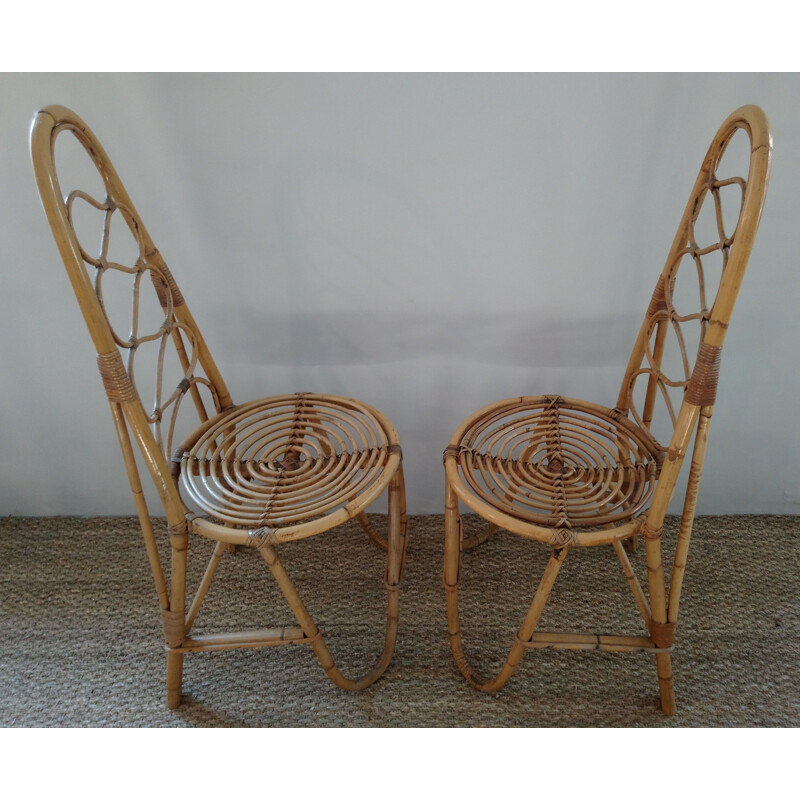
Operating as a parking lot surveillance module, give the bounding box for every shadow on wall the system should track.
[189,153,648,371]
[213,308,642,369]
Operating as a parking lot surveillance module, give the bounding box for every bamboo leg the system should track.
[645,534,675,715]
[655,650,675,715]
[668,409,712,626]
[258,466,407,691]
[612,539,651,628]
[356,463,408,558]
[445,479,568,692]
[166,526,188,709]
[166,651,183,710]
[185,540,227,634]
[109,403,170,611]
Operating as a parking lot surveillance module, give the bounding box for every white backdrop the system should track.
[1,73,798,516]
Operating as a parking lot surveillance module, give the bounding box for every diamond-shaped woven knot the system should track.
[248,526,275,549]
[550,525,577,548]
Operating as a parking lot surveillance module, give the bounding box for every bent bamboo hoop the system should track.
[443,105,772,715]
[30,104,408,709]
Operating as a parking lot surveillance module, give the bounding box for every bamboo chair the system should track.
[30,105,408,708]
[443,105,772,714]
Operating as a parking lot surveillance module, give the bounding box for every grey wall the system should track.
[1,73,798,516]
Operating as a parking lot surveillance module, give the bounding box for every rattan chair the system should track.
[443,105,772,714]
[30,105,408,708]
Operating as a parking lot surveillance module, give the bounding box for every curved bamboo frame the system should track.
[443,105,772,714]
[30,105,408,708]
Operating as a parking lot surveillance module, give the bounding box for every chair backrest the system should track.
[30,105,233,521]
[615,105,771,531]
[618,105,772,445]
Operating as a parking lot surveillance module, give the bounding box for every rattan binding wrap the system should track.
[685,342,722,407]
[97,350,138,404]
[150,262,185,308]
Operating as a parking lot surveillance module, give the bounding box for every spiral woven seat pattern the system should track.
[180,393,398,529]
[452,396,662,529]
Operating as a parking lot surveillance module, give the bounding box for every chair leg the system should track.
[164,526,189,708]
[445,480,567,692]
[166,651,184,709]
[259,465,407,691]
[656,652,676,715]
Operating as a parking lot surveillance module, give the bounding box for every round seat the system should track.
[179,393,401,532]
[445,395,663,546]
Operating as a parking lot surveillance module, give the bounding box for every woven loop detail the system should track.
[162,609,185,648]
[685,342,722,406]
[97,351,137,403]
[650,620,676,649]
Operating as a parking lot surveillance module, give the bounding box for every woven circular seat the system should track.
[179,393,400,531]
[447,395,663,542]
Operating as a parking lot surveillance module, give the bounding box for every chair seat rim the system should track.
[445,394,660,547]
[177,392,401,544]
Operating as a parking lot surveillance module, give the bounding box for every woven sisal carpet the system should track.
[1,515,797,727]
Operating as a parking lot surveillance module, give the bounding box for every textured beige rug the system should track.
[1,515,797,727]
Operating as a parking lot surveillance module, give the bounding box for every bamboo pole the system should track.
[109,402,169,612]
[523,632,666,653]
[446,472,568,693]
[185,540,227,634]
[668,407,712,624]
[176,627,309,652]
[612,539,651,628]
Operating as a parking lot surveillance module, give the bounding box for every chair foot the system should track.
[166,688,182,709]
[656,652,676,715]
[166,651,184,709]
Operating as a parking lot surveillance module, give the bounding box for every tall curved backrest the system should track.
[30,105,233,529]
[618,105,772,523]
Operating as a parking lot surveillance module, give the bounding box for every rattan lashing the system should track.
[31,105,408,708]
[443,105,773,714]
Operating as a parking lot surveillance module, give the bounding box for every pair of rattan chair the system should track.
[30,104,772,715]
